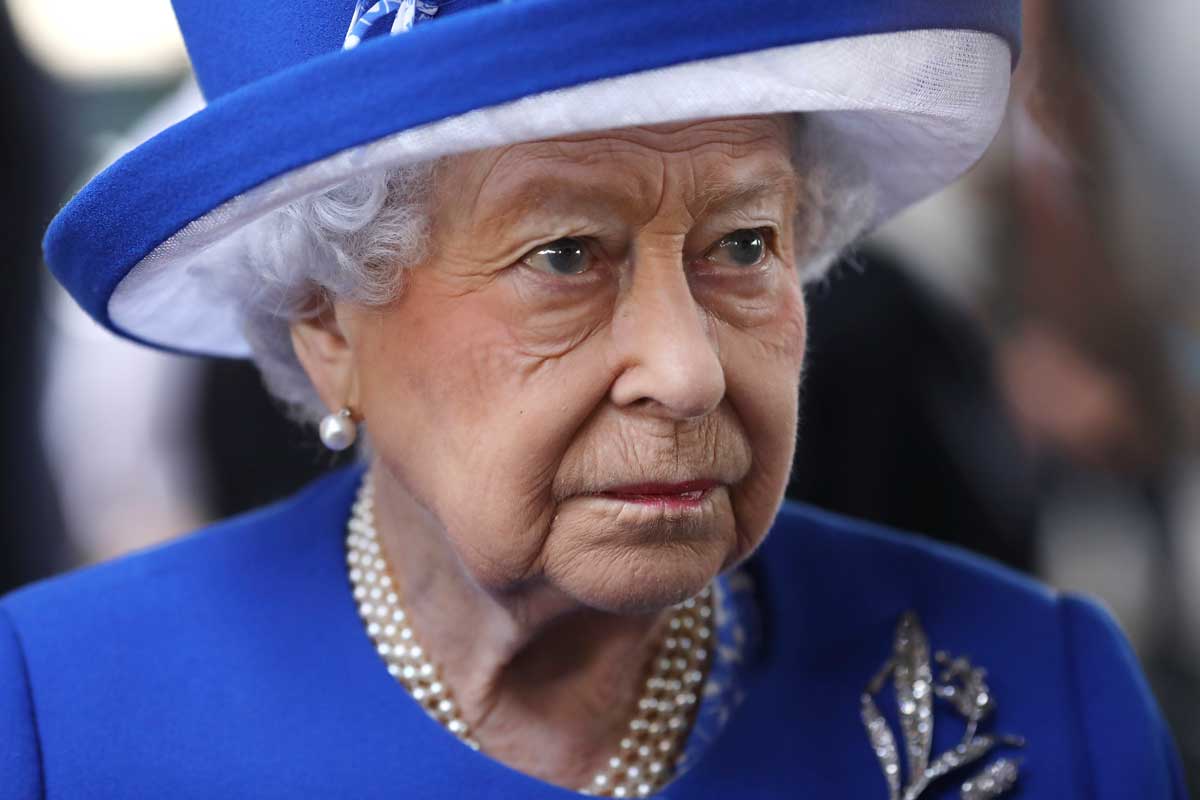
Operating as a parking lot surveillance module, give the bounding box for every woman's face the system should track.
[332,116,807,613]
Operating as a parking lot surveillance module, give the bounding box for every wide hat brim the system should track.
[44,0,1019,358]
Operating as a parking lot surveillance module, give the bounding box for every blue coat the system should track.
[0,468,1186,798]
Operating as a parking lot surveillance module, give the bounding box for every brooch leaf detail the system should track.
[861,612,1025,799]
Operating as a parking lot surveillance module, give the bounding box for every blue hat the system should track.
[44,0,1020,358]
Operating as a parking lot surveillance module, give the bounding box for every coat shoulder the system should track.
[1,466,360,628]
[767,499,1054,609]
[0,467,366,797]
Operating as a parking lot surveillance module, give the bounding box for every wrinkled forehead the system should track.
[432,115,800,226]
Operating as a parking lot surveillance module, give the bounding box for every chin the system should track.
[542,493,738,615]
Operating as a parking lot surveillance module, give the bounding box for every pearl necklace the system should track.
[346,477,715,798]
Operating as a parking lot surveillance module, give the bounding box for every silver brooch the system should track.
[861,611,1025,800]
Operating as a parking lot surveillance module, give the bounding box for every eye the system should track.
[521,237,592,276]
[705,228,769,268]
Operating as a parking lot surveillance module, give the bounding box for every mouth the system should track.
[592,480,720,509]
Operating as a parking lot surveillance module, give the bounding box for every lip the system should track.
[593,480,720,508]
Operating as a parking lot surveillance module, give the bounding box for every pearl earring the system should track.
[319,407,358,451]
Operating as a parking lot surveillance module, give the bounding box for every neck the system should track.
[370,465,670,789]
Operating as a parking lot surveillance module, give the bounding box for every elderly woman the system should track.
[0,2,1187,798]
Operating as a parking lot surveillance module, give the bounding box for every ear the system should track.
[290,301,360,416]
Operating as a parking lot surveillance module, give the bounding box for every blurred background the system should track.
[2,0,1197,791]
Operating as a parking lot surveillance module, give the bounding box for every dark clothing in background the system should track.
[198,359,351,518]
[1,12,70,592]
[789,250,1038,571]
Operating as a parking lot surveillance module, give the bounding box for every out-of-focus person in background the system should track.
[787,1,1200,786]
[790,0,1200,788]
[1007,0,1200,781]
[9,0,350,567]
[0,1,1192,798]
[38,78,345,564]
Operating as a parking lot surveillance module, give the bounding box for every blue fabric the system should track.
[43,0,1020,357]
[0,608,41,798]
[1059,595,1191,798]
[3,466,1181,799]
[678,569,761,773]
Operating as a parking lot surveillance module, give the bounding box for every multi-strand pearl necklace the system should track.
[345,477,715,798]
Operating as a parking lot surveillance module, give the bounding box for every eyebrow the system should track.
[692,170,802,217]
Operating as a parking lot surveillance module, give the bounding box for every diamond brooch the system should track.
[861,612,1026,800]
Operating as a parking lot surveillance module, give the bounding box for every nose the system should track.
[608,255,725,420]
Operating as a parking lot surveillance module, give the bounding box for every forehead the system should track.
[435,116,797,223]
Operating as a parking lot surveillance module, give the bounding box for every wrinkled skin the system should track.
[292,115,810,786]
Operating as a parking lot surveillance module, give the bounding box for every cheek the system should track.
[718,281,806,560]
[355,283,617,587]
[505,275,616,359]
